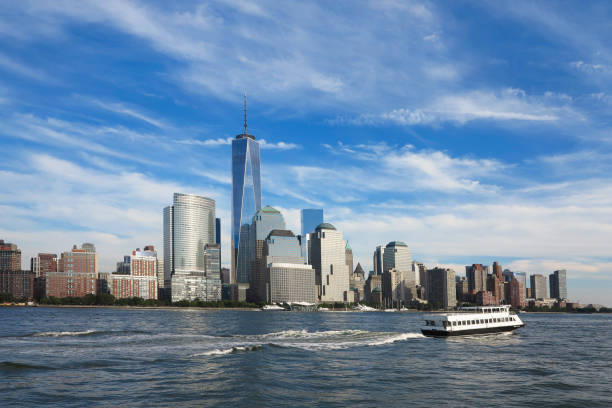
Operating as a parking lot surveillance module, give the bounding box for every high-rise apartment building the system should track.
[530,274,547,299]
[456,277,468,302]
[510,277,525,308]
[300,209,324,263]
[232,119,262,284]
[549,269,567,300]
[30,253,57,278]
[0,240,21,272]
[466,264,487,294]
[46,243,98,298]
[310,223,350,303]
[164,193,220,302]
[493,261,503,281]
[427,267,456,309]
[110,246,158,300]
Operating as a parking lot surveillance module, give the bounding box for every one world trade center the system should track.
[231,97,261,285]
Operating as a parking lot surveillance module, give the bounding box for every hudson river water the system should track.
[1,307,611,407]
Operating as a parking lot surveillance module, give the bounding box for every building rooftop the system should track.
[316,222,337,231]
[267,229,295,238]
[236,134,256,140]
[386,241,408,248]
[259,205,280,214]
[345,241,352,250]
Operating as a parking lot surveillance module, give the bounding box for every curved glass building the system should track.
[232,134,261,284]
[165,193,216,273]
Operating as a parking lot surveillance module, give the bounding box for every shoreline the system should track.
[2,304,608,313]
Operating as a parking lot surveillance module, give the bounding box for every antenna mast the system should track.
[243,92,247,137]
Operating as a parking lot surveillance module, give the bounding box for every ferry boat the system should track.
[421,305,524,337]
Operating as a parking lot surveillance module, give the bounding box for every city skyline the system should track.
[0,1,611,306]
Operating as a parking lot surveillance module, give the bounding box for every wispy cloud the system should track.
[181,137,299,150]
[343,88,576,126]
[84,97,166,128]
[0,52,52,82]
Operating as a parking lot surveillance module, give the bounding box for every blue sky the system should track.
[0,1,611,305]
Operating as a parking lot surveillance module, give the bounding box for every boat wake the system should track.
[189,329,425,357]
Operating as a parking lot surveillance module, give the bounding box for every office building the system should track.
[46,243,98,298]
[350,263,366,302]
[466,264,487,294]
[345,242,354,283]
[365,273,382,305]
[310,223,350,303]
[549,269,567,300]
[164,193,220,302]
[231,114,262,284]
[263,229,315,303]
[427,267,456,309]
[530,274,547,299]
[301,209,324,263]
[373,245,385,276]
[512,271,527,294]
[0,240,21,272]
[502,269,514,283]
[250,206,286,302]
[204,244,221,279]
[382,241,414,301]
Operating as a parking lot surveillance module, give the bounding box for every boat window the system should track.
[471,320,475,324]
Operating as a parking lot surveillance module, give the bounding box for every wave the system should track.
[32,330,96,337]
[0,361,53,371]
[192,345,263,357]
[189,330,425,357]
[30,329,149,338]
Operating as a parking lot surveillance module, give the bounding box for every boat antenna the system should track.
[243,92,247,137]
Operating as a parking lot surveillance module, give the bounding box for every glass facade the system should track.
[232,135,261,283]
[172,193,216,273]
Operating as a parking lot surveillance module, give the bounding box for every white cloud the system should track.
[85,97,166,128]
[0,52,52,82]
[181,137,299,150]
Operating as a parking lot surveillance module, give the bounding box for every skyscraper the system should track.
[549,269,567,300]
[300,209,324,263]
[232,110,262,284]
[466,264,487,294]
[310,223,350,303]
[382,241,415,302]
[264,229,315,303]
[0,240,21,272]
[163,193,219,302]
[250,206,286,301]
[373,245,385,276]
[427,267,457,309]
[530,274,547,299]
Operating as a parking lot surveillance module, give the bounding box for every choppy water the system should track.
[1,308,611,407]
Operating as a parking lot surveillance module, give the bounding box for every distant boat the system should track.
[261,304,285,311]
[421,305,524,337]
[352,304,377,312]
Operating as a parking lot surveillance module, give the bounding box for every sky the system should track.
[0,0,611,306]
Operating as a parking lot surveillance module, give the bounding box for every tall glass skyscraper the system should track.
[232,131,261,284]
[163,193,219,301]
[164,193,216,274]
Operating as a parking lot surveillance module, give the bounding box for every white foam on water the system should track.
[33,330,96,337]
[192,345,263,357]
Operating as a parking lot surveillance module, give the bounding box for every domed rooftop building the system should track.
[315,222,336,231]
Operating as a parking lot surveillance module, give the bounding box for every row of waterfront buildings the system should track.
[0,121,571,308]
